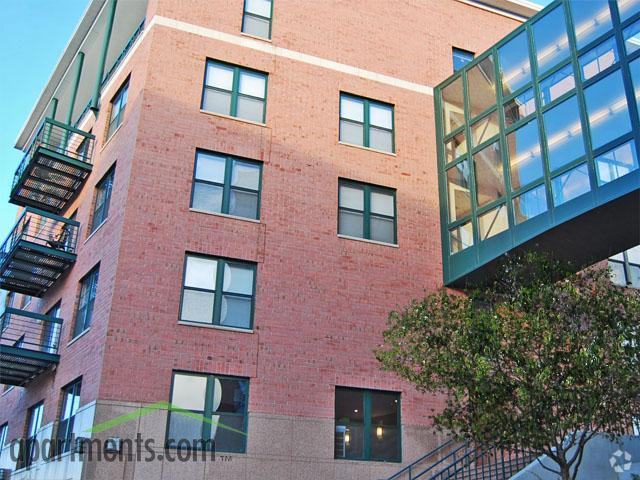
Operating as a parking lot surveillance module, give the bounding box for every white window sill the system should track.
[338,141,396,157]
[1,386,15,397]
[240,31,272,43]
[84,218,108,244]
[178,321,253,334]
[199,109,267,128]
[189,208,261,224]
[338,234,399,248]
[100,123,124,151]
[67,327,91,347]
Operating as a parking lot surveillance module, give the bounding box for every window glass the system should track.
[513,184,548,224]
[630,58,640,115]
[195,152,226,184]
[450,221,474,254]
[628,246,640,264]
[239,71,266,98]
[206,63,234,90]
[619,0,640,21]
[442,77,465,135]
[74,266,99,337]
[370,104,393,129]
[223,263,254,295]
[507,119,543,190]
[595,140,639,185]
[243,0,272,39]
[473,141,505,207]
[579,37,618,81]
[245,0,271,17]
[504,88,536,126]
[539,64,575,106]
[371,190,394,216]
[185,256,217,290]
[453,48,474,72]
[339,94,394,152]
[107,80,129,139]
[624,20,640,55]
[543,96,585,171]
[56,380,82,454]
[445,131,467,163]
[341,97,364,122]
[552,163,591,206]
[339,184,364,210]
[446,161,472,221]
[478,204,508,240]
[584,70,632,150]
[467,55,497,118]
[172,374,207,411]
[610,260,628,285]
[232,160,260,190]
[533,6,570,74]
[0,423,7,448]
[499,30,532,96]
[338,181,396,243]
[570,0,612,50]
[90,168,115,233]
[471,111,500,146]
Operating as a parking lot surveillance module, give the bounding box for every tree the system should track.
[376,253,640,480]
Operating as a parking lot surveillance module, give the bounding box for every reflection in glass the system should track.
[499,31,532,96]
[507,119,543,190]
[445,131,467,163]
[533,6,570,74]
[543,96,585,171]
[471,111,500,146]
[584,70,632,150]
[513,184,548,224]
[450,221,474,254]
[504,88,536,126]
[551,163,591,206]
[453,48,474,72]
[539,64,575,106]
[447,161,472,221]
[473,141,505,207]
[595,141,639,185]
[579,37,618,81]
[570,0,612,50]
[442,77,465,135]
[630,58,640,115]
[467,55,497,118]
[479,204,508,240]
[624,20,640,55]
[619,0,640,22]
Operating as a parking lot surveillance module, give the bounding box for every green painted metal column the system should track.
[65,52,85,125]
[90,0,118,112]
[42,98,59,146]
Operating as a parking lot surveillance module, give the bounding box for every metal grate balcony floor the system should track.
[0,345,59,386]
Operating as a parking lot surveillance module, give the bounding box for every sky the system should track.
[0,0,552,236]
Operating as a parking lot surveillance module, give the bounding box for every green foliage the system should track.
[376,253,640,479]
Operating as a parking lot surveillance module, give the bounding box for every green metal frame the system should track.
[339,92,395,153]
[610,248,640,287]
[435,0,640,285]
[72,264,100,338]
[90,0,118,112]
[334,387,402,463]
[241,0,274,39]
[190,149,263,220]
[165,371,249,453]
[338,178,398,245]
[178,253,257,330]
[89,166,115,234]
[201,59,268,123]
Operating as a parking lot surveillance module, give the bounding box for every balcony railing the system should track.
[10,118,95,214]
[0,307,62,386]
[0,208,79,297]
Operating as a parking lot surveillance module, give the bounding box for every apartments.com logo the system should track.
[9,402,243,464]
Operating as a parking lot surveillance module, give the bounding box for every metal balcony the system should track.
[0,307,62,386]
[10,118,94,214]
[0,208,79,297]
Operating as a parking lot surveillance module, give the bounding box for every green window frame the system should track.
[201,60,268,123]
[107,79,129,140]
[90,167,115,233]
[73,265,100,338]
[55,378,81,455]
[242,0,273,39]
[179,254,257,330]
[334,387,401,462]
[21,401,44,469]
[0,422,8,450]
[190,150,263,220]
[339,93,395,153]
[166,371,249,453]
[338,179,397,245]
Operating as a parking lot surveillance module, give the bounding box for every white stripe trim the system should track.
[151,15,434,96]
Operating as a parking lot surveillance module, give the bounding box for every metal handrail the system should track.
[0,307,63,354]
[385,439,457,480]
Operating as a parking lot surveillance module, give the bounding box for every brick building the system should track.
[0,1,543,479]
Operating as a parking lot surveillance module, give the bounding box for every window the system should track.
[55,379,81,455]
[73,266,99,338]
[339,93,394,153]
[90,167,115,233]
[0,423,7,450]
[338,180,396,244]
[498,31,531,95]
[180,255,256,330]
[533,6,570,74]
[191,151,262,220]
[610,246,640,288]
[202,60,267,123]
[22,402,44,468]
[43,302,61,354]
[453,48,474,72]
[334,387,400,462]
[107,79,129,139]
[166,372,248,453]
[242,0,272,39]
